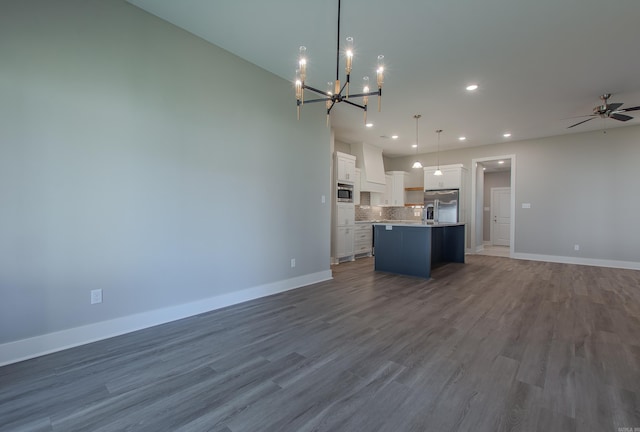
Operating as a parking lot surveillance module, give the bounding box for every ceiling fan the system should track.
[567,94,640,128]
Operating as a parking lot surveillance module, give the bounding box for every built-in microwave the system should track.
[337,183,354,202]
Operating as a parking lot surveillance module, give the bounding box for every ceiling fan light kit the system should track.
[295,0,384,125]
[567,93,640,129]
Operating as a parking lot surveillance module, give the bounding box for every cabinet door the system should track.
[345,158,356,182]
[391,173,406,206]
[384,174,392,205]
[354,169,361,205]
[337,155,356,183]
[337,226,355,258]
[425,167,460,190]
[441,169,461,189]
[370,192,384,206]
[337,203,355,226]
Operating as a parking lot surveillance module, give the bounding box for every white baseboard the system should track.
[0,270,333,367]
[512,253,640,271]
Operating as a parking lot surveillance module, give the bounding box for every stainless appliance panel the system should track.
[424,189,459,223]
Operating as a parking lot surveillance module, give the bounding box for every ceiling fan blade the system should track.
[619,105,640,112]
[607,102,623,112]
[567,117,595,128]
[610,113,633,122]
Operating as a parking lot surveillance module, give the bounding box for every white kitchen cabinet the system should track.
[387,171,409,206]
[335,151,356,184]
[334,202,355,262]
[354,223,373,257]
[371,172,408,206]
[354,168,361,205]
[424,164,466,190]
[337,203,355,226]
[336,226,355,259]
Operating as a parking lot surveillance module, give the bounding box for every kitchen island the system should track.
[373,223,465,278]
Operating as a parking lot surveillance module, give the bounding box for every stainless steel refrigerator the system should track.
[424,189,459,223]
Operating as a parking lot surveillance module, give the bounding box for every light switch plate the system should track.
[90,289,102,304]
[522,203,531,209]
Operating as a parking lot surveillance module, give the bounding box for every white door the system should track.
[490,187,511,246]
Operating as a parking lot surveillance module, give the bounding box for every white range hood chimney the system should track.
[351,142,386,193]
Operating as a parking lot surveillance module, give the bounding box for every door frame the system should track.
[490,187,511,246]
[470,154,516,257]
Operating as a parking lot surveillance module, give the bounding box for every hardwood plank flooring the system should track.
[1,256,640,431]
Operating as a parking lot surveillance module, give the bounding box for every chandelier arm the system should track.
[327,100,337,114]
[302,98,331,105]
[347,90,380,98]
[342,99,366,110]
[303,84,331,96]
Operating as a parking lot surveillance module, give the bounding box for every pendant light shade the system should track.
[434,129,443,176]
[412,114,422,169]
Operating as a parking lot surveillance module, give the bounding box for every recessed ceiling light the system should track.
[498,160,505,164]
[412,144,417,148]
[503,132,511,138]
[366,123,373,128]
[466,84,478,91]
[391,135,399,139]
[483,167,486,171]
[459,136,466,141]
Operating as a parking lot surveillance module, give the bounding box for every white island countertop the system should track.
[372,222,465,228]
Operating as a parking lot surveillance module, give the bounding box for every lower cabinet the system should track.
[336,226,355,260]
[354,223,373,257]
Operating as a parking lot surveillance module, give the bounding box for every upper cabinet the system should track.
[388,171,408,206]
[335,151,356,184]
[424,164,467,190]
[371,171,408,206]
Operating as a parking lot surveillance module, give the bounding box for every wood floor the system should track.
[1,256,640,432]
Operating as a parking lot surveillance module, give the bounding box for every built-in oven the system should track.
[337,183,354,203]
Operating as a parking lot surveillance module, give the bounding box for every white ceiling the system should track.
[128,0,640,157]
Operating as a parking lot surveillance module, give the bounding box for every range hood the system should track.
[351,142,386,193]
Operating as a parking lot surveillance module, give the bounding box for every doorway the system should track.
[490,187,511,246]
[471,155,515,257]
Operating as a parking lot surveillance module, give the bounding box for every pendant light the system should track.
[434,129,443,176]
[411,114,423,169]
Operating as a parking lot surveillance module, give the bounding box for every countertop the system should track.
[355,220,420,224]
[372,222,466,228]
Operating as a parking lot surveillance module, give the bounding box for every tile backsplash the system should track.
[356,192,422,222]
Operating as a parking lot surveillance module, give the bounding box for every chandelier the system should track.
[295,0,384,125]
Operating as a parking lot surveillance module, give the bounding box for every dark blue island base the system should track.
[373,223,465,279]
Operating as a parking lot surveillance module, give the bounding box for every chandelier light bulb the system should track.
[298,46,307,82]
[376,55,385,88]
[345,37,354,74]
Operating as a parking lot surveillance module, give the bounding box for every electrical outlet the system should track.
[90,289,103,304]
[574,244,580,251]
[321,195,326,204]
[291,258,296,268]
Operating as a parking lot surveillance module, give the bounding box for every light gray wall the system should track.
[334,140,352,155]
[0,0,330,344]
[483,171,511,241]
[385,126,640,263]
